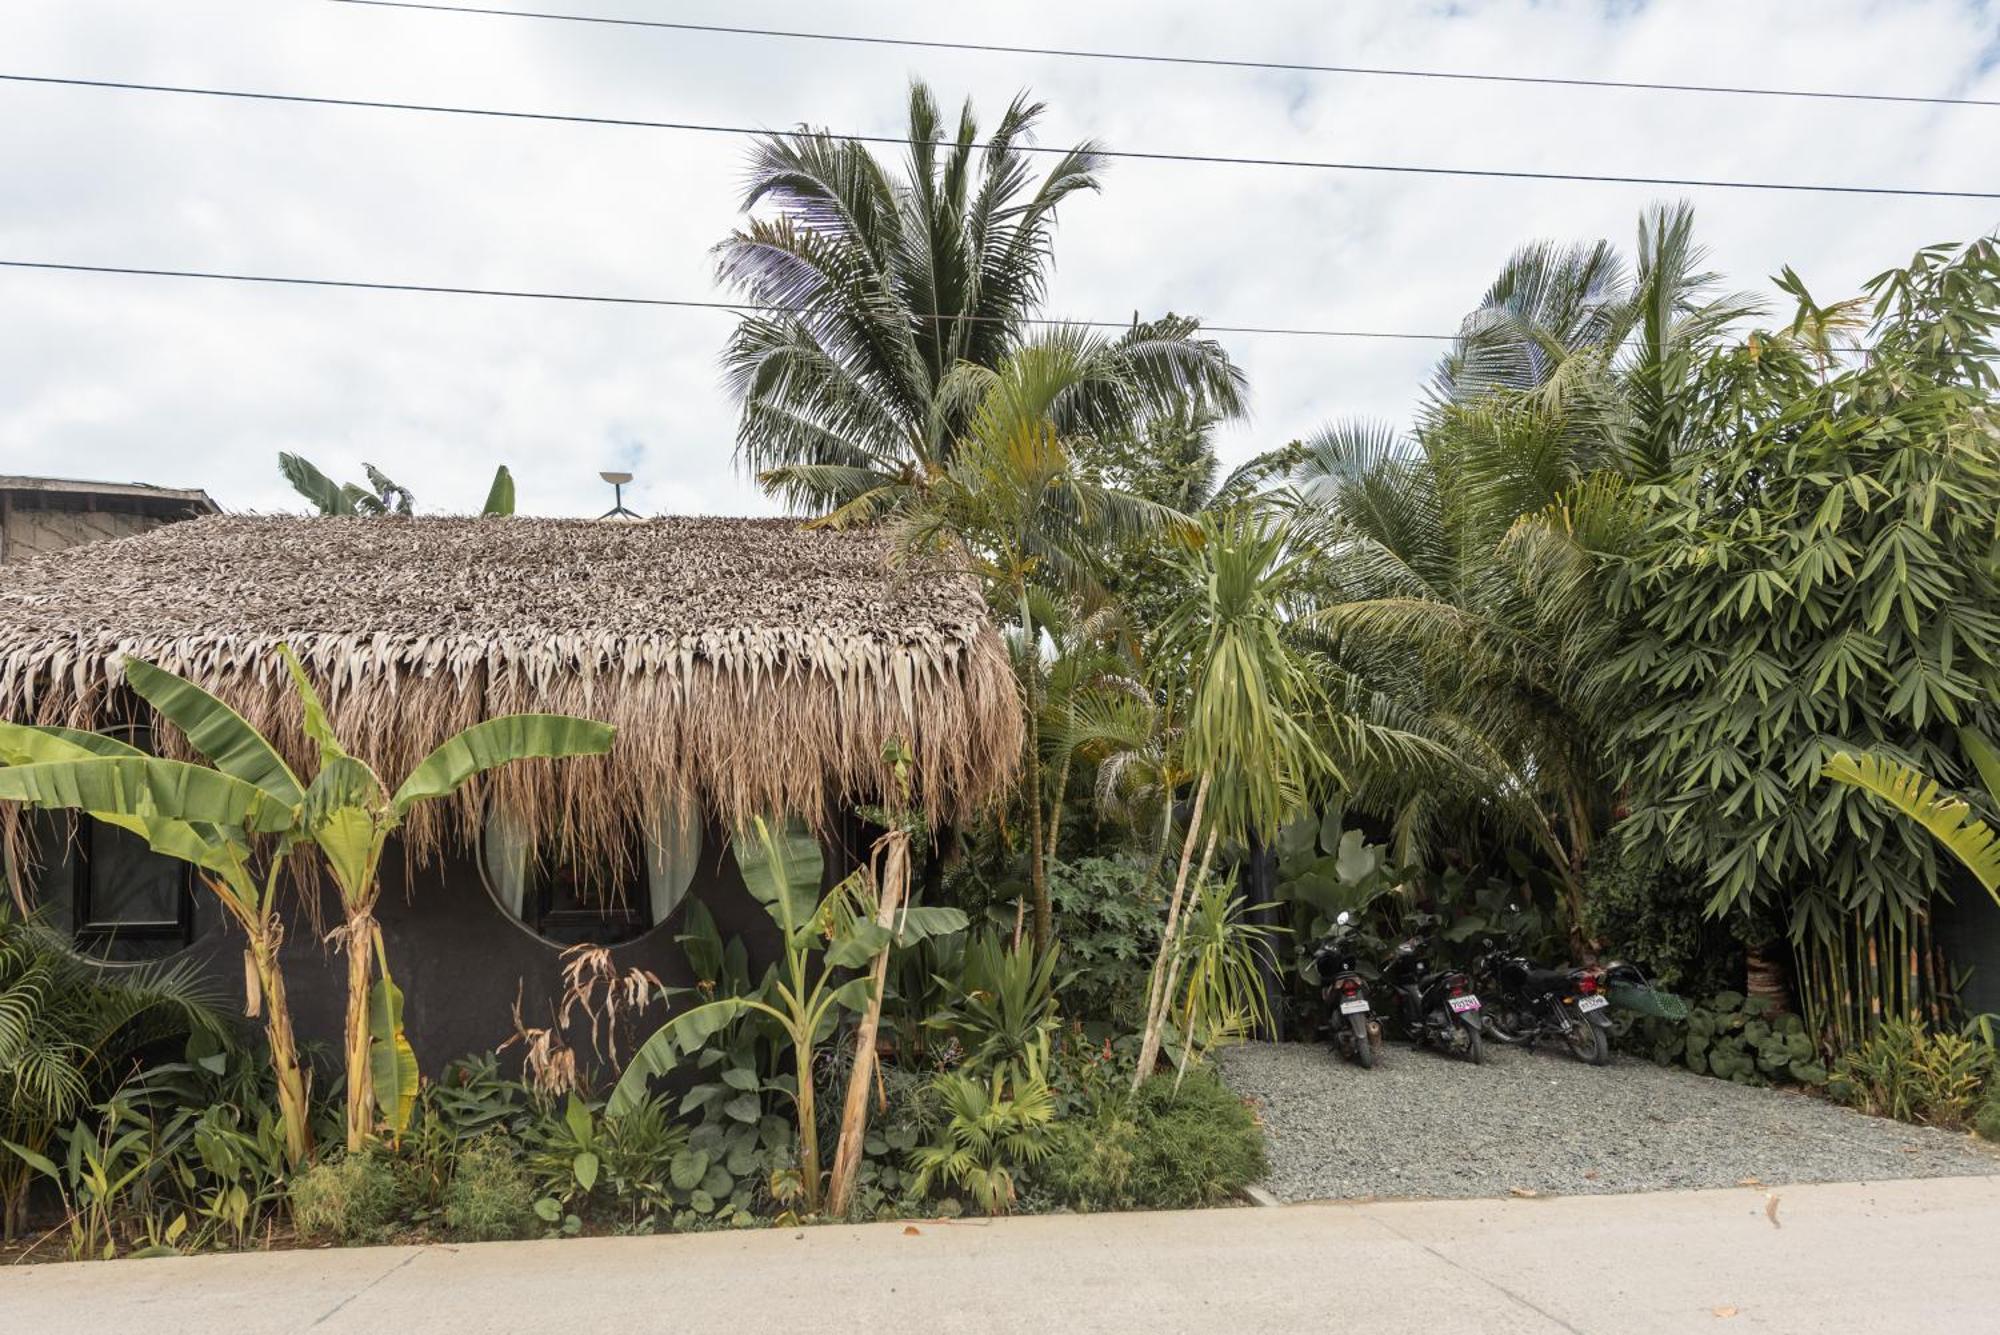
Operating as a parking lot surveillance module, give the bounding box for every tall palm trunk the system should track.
[1133,773,1211,1089]
[825,830,910,1216]
[1016,578,1052,950]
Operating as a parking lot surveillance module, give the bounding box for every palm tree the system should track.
[871,328,1201,949]
[719,83,1244,514]
[1266,204,1758,943]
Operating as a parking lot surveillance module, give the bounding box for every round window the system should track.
[478,807,700,948]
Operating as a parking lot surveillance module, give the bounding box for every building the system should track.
[0,513,1020,1067]
[0,474,218,564]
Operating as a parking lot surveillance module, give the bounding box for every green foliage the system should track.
[927,933,1062,1086]
[1046,858,1160,1029]
[1169,875,1282,1071]
[906,1070,1056,1215]
[1830,1019,1994,1129]
[0,908,225,1241]
[442,1136,538,1242]
[1975,1090,2000,1142]
[1609,237,2000,950]
[1035,1069,1265,1212]
[1645,992,1827,1087]
[288,1151,399,1245]
[1582,828,1746,996]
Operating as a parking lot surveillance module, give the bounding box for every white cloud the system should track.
[2,0,1996,515]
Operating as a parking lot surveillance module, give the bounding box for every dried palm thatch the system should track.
[0,515,1021,871]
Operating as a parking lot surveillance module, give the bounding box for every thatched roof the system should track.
[0,515,1020,862]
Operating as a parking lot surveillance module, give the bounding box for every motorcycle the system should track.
[1473,942,1614,1066]
[1382,925,1484,1063]
[1310,911,1381,1068]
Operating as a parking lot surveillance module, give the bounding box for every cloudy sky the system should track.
[3,0,1997,517]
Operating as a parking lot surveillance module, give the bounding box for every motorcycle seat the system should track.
[1520,967,1575,996]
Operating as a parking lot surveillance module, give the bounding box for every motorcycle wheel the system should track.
[1456,1022,1484,1065]
[1564,1007,1612,1066]
[1483,1006,1529,1045]
[1349,1012,1377,1069]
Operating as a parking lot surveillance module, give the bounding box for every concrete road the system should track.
[4,1175,1995,1334]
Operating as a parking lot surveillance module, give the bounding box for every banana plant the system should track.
[609,816,963,1214]
[0,649,615,1153]
[1823,728,2000,902]
[0,722,316,1166]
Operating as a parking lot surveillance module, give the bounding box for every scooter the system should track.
[1473,942,1614,1066]
[1382,925,1484,1063]
[1310,911,1381,1069]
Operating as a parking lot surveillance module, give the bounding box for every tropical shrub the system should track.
[1036,1069,1265,1212]
[442,1136,538,1242]
[1047,856,1159,1029]
[0,908,224,1241]
[1642,992,1827,1087]
[1830,1019,1994,1129]
[1582,828,1746,996]
[927,933,1063,1086]
[289,1151,398,1245]
[906,1070,1056,1215]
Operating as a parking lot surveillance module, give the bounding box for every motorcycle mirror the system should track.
[1336,911,1352,926]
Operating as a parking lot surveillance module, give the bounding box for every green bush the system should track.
[442,1136,539,1242]
[1974,1092,2000,1142]
[1582,829,1746,997]
[1047,857,1161,1028]
[289,1151,399,1244]
[1640,991,1827,1087]
[1830,1019,1993,1130]
[1037,1069,1265,1212]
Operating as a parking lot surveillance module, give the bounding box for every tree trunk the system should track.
[825,832,910,1217]
[1242,830,1285,1042]
[341,915,376,1152]
[250,932,314,1166]
[1132,773,1211,1090]
[1017,580,1052,952]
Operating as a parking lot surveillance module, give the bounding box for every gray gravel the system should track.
[1218,1039,2000,1202]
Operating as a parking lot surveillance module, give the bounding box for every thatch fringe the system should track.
[0,516,1022,870]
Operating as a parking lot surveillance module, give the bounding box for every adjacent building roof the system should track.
[0,515,1020,855]
[0,474,218,513]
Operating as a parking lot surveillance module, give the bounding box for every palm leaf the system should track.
[1823,751,2000,899]
[481,465,516,517]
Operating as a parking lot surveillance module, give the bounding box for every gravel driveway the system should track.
[1218,1039,2000,1202]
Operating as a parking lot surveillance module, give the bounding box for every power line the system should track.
[4,73,1996,200]
[0,259,1467,340]
[328,0,2000,111]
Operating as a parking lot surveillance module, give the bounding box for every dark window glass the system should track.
[24,725,206,963]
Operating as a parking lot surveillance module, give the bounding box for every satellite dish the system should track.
[597,471,640,521]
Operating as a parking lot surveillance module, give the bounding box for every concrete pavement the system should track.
[4,1174,1996,1334]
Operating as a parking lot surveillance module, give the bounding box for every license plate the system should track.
[1448,995,1481,1013]
[1576,995,1608,1013]
[1338,998,1370,1015]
